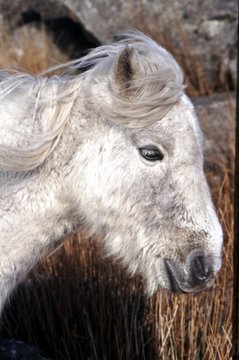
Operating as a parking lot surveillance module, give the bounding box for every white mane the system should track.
[0,30,184,172]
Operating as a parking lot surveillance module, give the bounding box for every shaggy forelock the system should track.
[79,30,185,128]
[0,30,184,171]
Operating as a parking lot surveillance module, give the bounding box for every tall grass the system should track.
[0,25,234,359]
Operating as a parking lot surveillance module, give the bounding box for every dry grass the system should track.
[0,25,234,359]
[0,24,67,73]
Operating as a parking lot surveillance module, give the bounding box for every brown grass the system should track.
[0,24,67,73]
[0,25,234,360]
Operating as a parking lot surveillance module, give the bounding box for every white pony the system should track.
[0,31,223,314]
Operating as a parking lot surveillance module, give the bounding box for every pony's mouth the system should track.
[164,259,215,294]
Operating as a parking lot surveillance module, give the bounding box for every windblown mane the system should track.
[0,30,184,172]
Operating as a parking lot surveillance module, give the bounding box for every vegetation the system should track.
[0,24,234,359]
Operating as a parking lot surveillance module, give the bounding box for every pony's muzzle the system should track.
[164,249,218,294]
[190,252,211,282]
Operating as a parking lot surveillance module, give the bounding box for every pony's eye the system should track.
[139,146,164,161]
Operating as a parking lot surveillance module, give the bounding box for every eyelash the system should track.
[139,146,164,161]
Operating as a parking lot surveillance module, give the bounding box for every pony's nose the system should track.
[189,252,212,284]
[164,250,216,293]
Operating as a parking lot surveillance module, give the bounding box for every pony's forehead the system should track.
[141,93,203,143]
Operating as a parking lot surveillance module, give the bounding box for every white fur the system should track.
[0,31,223,313]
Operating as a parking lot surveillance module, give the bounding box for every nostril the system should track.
[191,255,210,281]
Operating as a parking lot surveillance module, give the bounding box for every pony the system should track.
[0,30,223,314]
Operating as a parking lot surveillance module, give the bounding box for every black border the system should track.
[232,19,239,359]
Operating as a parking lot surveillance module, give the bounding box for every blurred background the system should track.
[0,1,236,359]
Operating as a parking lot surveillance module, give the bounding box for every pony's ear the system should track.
[111,46,142,94]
